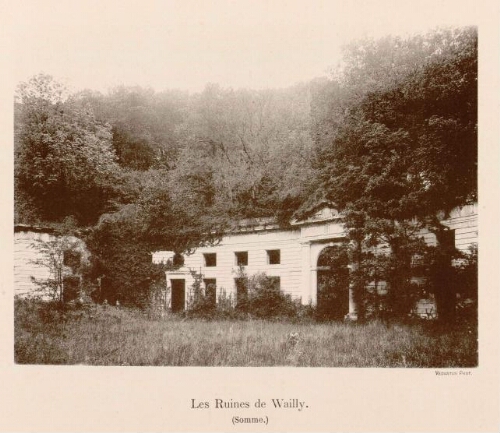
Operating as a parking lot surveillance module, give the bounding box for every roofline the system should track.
[14,224,90,237]
[14,224,57,234]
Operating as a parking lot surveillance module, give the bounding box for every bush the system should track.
[246,273,297,319]
[185,272,217,318]
[183,270,308,321]
[316,244,349,321]
[184,273,241,320]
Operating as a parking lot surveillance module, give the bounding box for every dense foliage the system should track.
[308,27,477,320]
[15,75,122,225]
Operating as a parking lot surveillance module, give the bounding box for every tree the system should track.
[78,86,189,171]
[15,76,318,308]
[15,74,122,226]
[30,237,69,302]
[84,168,227,305]
[85,202,169,306]
[310,27,477,321]
[174,83,315,221]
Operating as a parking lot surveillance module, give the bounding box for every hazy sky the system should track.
[12,0,478,94]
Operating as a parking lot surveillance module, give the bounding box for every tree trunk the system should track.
[432,227,456,324]
[352,238,366,322]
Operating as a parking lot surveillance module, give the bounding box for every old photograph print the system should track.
[13,2,478,369]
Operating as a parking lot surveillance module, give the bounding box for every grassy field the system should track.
[14,299,477,367]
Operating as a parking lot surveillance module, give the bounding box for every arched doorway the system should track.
[317,244,349,320]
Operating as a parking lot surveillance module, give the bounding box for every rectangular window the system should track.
[267,249,281,265]
[437,229,455,249]
[235,277,248,308]
[203,253,217,267]
[204,279,217,307]
[235,251,248,266]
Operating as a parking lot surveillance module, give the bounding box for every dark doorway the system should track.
[93,276,115,304]
[317,245,349,321]
[171,279,185,312]
[63,276,80,303]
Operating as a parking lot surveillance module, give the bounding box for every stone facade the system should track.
[153,204,478,316]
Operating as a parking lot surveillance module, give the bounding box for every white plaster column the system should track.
[347,285,357,320]
[300,242,313,305]
[346,264,358,320]
[165,272,172,310]
[310,267,317,306]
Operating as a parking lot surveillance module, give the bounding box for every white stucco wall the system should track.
[153,204,478,313]
[153,228,307,302]
[418,203,478,253]
[14,228,89,299]
[14,230,54,298]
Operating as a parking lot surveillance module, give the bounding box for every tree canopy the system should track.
[311,27,477,222]
[15,74,121,226]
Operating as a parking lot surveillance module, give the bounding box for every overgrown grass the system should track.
[14,298,477,367]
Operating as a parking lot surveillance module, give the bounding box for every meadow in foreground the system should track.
[14,299,477,367]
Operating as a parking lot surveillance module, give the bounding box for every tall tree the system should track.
[15,74,122,226]
[310,27,477,321]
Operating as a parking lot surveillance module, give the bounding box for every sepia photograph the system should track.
[2,0,499,431]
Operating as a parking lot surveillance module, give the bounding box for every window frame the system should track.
[235,251,248,266]
[203,253,217,267]
[266,249,281,265]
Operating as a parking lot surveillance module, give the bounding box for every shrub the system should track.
[184,273,240,320]
[412,243,478,322]
[316,244,349,321]
[183,270,307,321]
[185,272,217,318]
[234,272,303,320]
[85,207,169,308]
[245,273,288,319]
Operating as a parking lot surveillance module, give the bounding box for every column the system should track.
[345,264,358,320]
[310,267,317,306]
[300,242,313,305]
